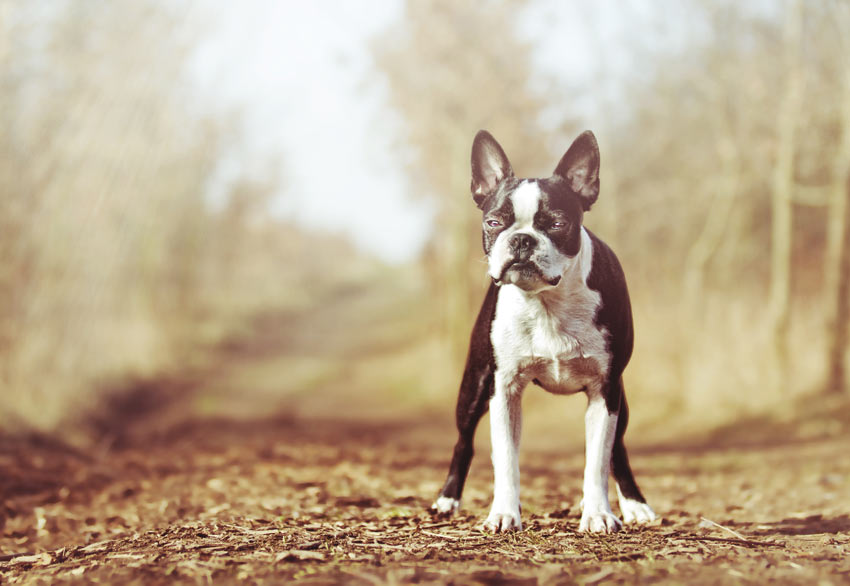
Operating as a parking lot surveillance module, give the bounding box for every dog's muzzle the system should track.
[496,260,561,288]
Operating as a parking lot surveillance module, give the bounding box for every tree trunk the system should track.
[767,0,802,394]
[683,135,739,308]
[824,78,850,394]
[824,173,850,394]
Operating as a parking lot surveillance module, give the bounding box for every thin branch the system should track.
[700,516,747,541]
[676,535,785,549]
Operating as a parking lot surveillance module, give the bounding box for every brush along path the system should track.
[1,417,848,585]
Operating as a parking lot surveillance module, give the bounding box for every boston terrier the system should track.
[431,130,656,534]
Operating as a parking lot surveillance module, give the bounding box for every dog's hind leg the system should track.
[432,362,493,514]
[432,284,499,515]
[611,380,656,524]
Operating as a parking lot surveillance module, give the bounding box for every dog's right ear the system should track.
[471,130,513,208]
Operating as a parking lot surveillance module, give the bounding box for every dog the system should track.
[431,130,656,533]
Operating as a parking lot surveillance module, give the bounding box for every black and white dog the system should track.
[432,130,656,534]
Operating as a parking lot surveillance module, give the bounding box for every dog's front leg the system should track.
[580,393,623,533]
[484,374,523,533]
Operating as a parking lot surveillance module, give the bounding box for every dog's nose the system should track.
[509,233,537,260]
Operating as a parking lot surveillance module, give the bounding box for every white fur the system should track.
[483,378,523,533]
[579,395,621,533]
[490,227,609,394]
[486,226,622,533]
[511,181,540,225]
[432,496,460,514]
[617,486,657,523]
[487,181,570,286]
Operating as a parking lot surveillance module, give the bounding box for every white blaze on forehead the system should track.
[511,181,542,227]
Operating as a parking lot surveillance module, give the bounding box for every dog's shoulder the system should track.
[584,229,626,286]
[583,228,634,378]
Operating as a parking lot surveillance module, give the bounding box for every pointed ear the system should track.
[471,130,513,208]
[553,131,600,210]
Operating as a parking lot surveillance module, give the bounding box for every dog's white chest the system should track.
[491,267,609,395]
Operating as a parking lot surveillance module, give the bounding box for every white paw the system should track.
[483,509,522,533]
[431,496,460,514]
[579,506,622,534]
[619,498,656,524]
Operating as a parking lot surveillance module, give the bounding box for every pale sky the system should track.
[187,1,705,263]
[191,0,428,263]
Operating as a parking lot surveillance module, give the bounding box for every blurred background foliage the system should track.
[1,0,848,442]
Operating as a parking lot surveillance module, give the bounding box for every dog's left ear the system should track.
[553,131,600,210]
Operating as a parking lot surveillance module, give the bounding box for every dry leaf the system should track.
[275,549,326,562]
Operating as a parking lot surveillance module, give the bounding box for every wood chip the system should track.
[275,549,326,562]
[9,553,52,566]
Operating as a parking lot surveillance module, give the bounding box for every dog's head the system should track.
[470,130,601,293]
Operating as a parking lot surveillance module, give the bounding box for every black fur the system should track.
[436,282,499,503]
[480,176,520,254]
[584,229,634,410]
[583,229,647,504]
[553,130,600,210]
[611,384,646,502]
[535,178,585,257]
[481,177,584,260]
[435,130,649,514]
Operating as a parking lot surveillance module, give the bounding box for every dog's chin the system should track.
[496,262,561,292]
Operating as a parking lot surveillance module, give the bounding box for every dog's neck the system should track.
[492,225,603,367]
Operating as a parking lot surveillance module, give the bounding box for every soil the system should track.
[1,415,848,585]
[1,303,849,584]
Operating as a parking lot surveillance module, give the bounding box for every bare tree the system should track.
[592,1,850,405]
[373,0,554,360]
[767,0,802,394]
[0,0,224,426]
[823,3,850,394]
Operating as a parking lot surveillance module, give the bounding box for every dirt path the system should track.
[1,413,848,585]
[2,298,848,584]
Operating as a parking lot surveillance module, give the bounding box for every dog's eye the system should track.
[485,219,502,228]
[551,221,567,230]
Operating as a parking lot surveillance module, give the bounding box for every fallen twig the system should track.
[356,542,410,551]
[419,530,462,541]
[0,553,33,563]
[700,517,747,541]
[675,535,785,548]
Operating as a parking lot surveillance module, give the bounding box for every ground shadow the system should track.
[0,432,95,502]
[749,514,850,536]
[632,391,850,455]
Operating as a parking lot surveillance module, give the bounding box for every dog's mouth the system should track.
[496,261,561,289]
